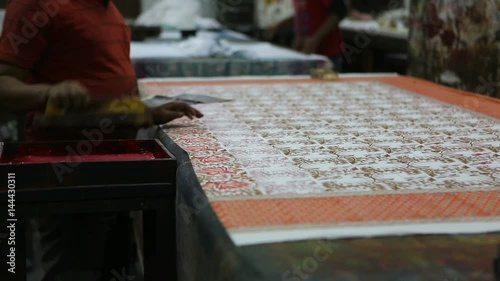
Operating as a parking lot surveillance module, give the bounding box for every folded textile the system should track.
[135,0,221,30]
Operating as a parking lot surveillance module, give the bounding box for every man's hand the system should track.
[149,102,203,125]
[46,80,90,110]
[301,36,321,54]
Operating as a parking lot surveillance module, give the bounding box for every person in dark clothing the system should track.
[267,0,348,71]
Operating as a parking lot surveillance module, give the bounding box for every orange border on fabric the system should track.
[211,190,500,229]
[142,76,500,119]
[377,76,500,119]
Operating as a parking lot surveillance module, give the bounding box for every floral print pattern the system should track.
[408,0,499,98]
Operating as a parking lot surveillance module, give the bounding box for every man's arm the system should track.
[0,2,48,112]
[0,63,49,112]
[302,0,347,54]
[302,16,339,54]
[0,2,90,113]
[0,61,201,125]
[0,63,90,113]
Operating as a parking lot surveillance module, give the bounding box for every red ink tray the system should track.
[0,139,176,190]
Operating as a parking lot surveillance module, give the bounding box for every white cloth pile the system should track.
[255,0,295,29]
[339,6,410,39]
[135,0,221,30]
[130,33,330,63]
[175,36,230,57]
[0,10,5,35]
[377,8,410,32]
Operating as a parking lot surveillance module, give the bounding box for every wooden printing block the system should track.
[310,68,339,80]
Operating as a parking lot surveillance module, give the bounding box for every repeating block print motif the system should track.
[199,104,325,196]
[162,118,261,198]
[149,81,500,196]
[162,104,325,198]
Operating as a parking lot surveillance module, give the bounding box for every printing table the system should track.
[139,74,500,281]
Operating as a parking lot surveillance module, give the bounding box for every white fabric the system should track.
[340,19,382,32]
[255,0,295,29]
[135,0,221,30]
[130,36,330,62]
[226,41,328,61]
[159,30,250,41]
[141,0,159,11]
[130,42,192,59]
[141,0,217,18]
[340,5,410,39]
[340,19,408,40]
[231,220,500,246]
[0,10,5,35]
[377,8,410,32]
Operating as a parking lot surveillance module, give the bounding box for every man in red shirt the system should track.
[0,0,202,280]
[293,0,347,71]
[268,0,347,71]
[0,0,202,136]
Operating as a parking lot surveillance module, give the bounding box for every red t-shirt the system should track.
[293,0,344,57]
[0,0,138,140]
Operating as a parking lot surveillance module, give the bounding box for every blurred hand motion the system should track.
[46,80,90,111]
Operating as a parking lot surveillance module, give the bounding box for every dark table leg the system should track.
[102,212,132,281]
[143,197,177,281]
